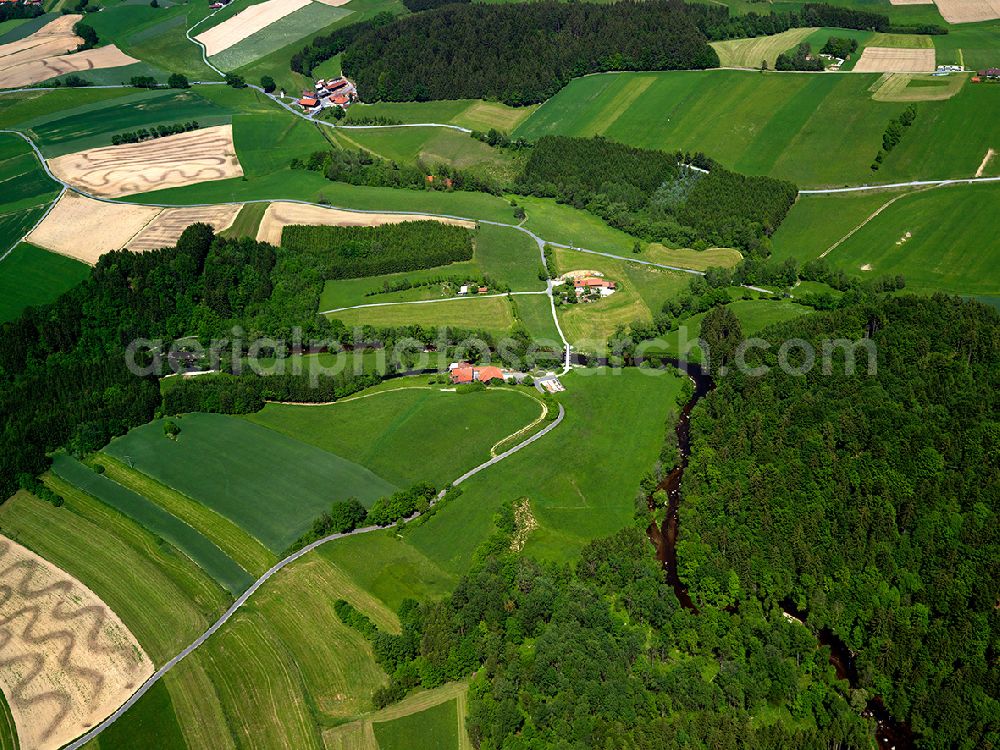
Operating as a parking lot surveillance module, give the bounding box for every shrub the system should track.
[260,75,276,93]
[167,73,189,88]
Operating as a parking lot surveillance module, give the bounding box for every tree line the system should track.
[873,104,917,171]
[290,11,395,77]
[340,1,719,105]
[281,221,473,280]
[0,1,43,23]
[110,120,200,146]
[679,295,999,747]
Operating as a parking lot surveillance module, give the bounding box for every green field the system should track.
[404,367,687,571]
[932,22,1000,71]
[513,292,562,343]
[0,242,89,323]
[711,27,818,68]
[220,201,268,238]
[345,99,538,132]
[246,385,544,487]
[103,413,397,552]
[89,453,276,577]
[330,126,521,183]
[211,2,353,71]
[331,294,520,336]
[514,70,1000,188]
[825,182,1000,297]
[551,247,691,352]
[318,222,544,311]
[232,112,329,177]
[94,680,187,750]
[51,454,253,595]
[373,697,459,750]
[22,89,236,157]
[0,488,226,663]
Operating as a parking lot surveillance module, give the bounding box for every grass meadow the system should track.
[103,413,397,552]
[232,111,328,177]
[219,201,268,238]
[513,292,563,343]
[0,488,226,663]
[330,295,520,336]
[88,454,276,577]
[373,696,459,750]
[401,368,687,572]
[513,70,999,188]
[246,385,545,487]
[710,26,817,68]
[345,99,538,132]
[52,454,253,595]
[318,222,544,311]
[551,246,691,351]
[94,680,187,750]
[0,241,89,323]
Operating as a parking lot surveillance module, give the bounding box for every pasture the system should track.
[231,112,328,177]
[345,99,538,132]
[373,694,460,750]
[513,70,999,187]
[710,27,817,68]
[0,241,89,323]
[23,88,234,157]
[103,413,397,552]
[0,132,59,211]
[551,247,690,352]
[0,488,226,663]
[825,181,1000,296]
[330,294,520,336]
[403,368,688,572]
[88,454,275,577]
[51,454,253,595]
[245,385,545,487]
[318,222,543,311]
[513,292,563,343]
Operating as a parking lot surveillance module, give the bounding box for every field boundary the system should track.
[62,402,565,750]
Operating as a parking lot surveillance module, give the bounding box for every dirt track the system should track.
[0,536,153,750]
[255,202,476,245]
[195,0,311,56]
[47,125,244,198]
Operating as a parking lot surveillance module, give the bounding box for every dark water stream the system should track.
[642,358,915,749]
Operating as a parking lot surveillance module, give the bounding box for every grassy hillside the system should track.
[330,294,520,336]
[514,70,999,188]
[103,413,397,552]
[246,385,544,487]
[0,242,89,323]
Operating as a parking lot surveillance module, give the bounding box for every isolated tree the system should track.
[167,72,189,89]
[225,73,247,88]
[700,305,743,374]
[260,75,276,93]
[760,59,768,72]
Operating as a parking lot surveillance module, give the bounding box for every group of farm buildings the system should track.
[297,77,357,112]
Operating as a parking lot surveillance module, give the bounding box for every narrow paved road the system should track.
[800,175,1000,194]
[65,403,565,750]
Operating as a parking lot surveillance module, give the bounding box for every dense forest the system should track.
[336,508,878,747]
[678,295,999,746]
[686,3,947,40]
[290,12,395,76]
[281,221,473,279]
[340,0,719,105]
[515,137,796,253]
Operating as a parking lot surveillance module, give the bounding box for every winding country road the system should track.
[64,402,565,750]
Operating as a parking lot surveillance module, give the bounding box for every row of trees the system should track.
[280,221,473,280]
[340,1,719,105]
[110,120,200,145]
[873,104,917,170]
[0,1,43,23]
[514,136,796,253]
[678,295,999,746]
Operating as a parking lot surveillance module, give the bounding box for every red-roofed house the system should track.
[298,96,319,109]
[449,364,507,385]
[573,277,617,296]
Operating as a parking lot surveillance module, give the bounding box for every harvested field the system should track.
[256,202,475,245]
[870,72,968,101]
[0,536,153,750]
[27,192,160,263]
[853,46,935,72]
[127,204,242,252]
[196,0,311,56]
[890,0,933,4]
[47,124,242,199]
[0,15,80,87]
[0,44,138,90]
[933,0,1000,22]
[313,0,351,5]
